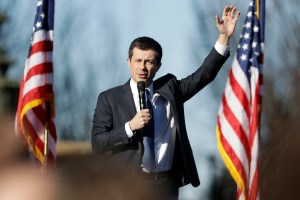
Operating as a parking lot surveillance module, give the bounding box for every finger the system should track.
[234,11,241,21]
[215,15,220,25]
[216,15,224,25]
[223,5,229,16]
[142,113,149,119]
[229,7,235,18]
[140,109,150,114]
[231,5,236,16]
[140,111,151,118]
[144,110,151,116]
[227,6,232,16]
[141,116,151,125]
[232,7,237,15]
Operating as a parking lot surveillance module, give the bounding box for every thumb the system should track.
[215,15,223,25]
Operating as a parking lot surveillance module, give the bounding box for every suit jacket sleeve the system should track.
[91,92,130,154]
[177,48,229,102]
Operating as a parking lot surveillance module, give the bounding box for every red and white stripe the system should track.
[16,29,56,167]
[217,52,262,200]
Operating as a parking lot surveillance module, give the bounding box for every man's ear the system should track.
[127,58,131,67]
[157,62,162,70]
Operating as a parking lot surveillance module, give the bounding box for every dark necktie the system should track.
[142,89,155,171]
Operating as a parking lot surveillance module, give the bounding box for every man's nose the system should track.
[141,60,147,69]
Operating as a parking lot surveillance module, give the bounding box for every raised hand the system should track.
[216,5,240,45]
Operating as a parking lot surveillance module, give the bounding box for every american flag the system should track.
[216,0,265,199]
[16,0,56,167]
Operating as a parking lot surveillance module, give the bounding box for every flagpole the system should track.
[43,94,52,171]
[255,0,263,142]
[256,0,260,19]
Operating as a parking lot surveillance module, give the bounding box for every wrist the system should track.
[218,34,230,46]
[128,121,136,132]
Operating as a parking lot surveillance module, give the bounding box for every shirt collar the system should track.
[130,79,154,97]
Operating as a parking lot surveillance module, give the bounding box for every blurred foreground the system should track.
[0,116,176,200]
[2,112,300,200]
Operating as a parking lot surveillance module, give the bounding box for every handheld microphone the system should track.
[137,81,146,152]
[137,81,146,110]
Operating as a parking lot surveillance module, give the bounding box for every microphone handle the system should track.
[138,91,146,110]
[137,87,146,160]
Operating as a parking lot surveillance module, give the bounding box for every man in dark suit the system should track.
[91,5,240,199]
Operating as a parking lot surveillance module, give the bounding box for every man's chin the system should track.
[134,78,152,86]
[137,78,147,83]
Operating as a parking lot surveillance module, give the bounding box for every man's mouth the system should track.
[138,73,148,79]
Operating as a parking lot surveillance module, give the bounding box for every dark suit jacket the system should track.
[91,48,229,187]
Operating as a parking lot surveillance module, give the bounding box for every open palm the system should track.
[216,5,240,38]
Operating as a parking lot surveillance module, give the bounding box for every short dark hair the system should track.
[128,36,163,64]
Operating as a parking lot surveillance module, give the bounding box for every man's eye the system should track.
[147,61,154,64]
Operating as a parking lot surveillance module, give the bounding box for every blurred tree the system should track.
[0,13,11,76]
[260,67,300,200]
[0,12,18,116]
[260,1,300,199]
[53,2,122,140]
[207,156,236,200]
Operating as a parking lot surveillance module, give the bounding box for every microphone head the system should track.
[137,81,145,92]
[137,81,146,110]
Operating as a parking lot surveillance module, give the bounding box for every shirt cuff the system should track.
[214,41,230,57]
[125,122,134,138]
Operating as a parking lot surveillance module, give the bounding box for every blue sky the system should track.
[3,0,299,199]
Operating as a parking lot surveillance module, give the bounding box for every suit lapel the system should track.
[122,80,137,118]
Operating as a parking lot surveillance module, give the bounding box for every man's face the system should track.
[127,48,161,87]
